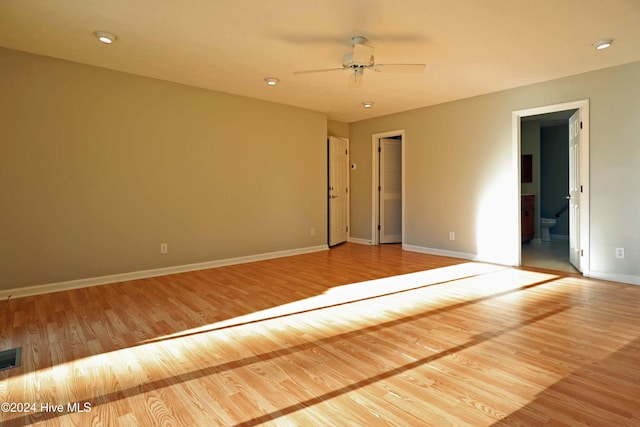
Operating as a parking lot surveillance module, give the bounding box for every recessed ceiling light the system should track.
[93,31,117,44]
[264,77,280,86]
[362,102,374,108]
[593,38,614,50]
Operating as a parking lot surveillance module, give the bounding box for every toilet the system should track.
[540,217,557,242]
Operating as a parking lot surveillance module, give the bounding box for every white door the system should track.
[328,137,348,246]
[379,138,402,243]
[568,110,581,271]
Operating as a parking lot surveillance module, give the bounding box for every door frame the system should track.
[512,99,590,275]
[371,130,405,245]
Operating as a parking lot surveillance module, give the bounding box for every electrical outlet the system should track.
[160,243,168,254]
[615,247,625,259]
[449,232,455,241]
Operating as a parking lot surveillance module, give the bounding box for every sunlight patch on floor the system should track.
[145,262,509,341]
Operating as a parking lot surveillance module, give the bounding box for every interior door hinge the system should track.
[346,187,349,193]
[378,146,381,153]
[580,121,583,129]
[345,149,348,155]
[377,225,381,230]
[378,185,381,192]
[580,185,583,192]
[581,249,584,256]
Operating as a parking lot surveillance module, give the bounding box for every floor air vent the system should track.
[0,347,22,371]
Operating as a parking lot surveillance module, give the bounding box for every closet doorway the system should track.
[371,130,404,245]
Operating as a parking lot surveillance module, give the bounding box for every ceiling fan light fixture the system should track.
[592,38,614,50]
[362,102,374,108]
[293,35,426,88]
[264,77,280,86]
[93,31,117,44]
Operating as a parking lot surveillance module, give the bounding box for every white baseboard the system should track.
[402,244,478,261]
[402,244,519,266]
[1,245,329,300]
[587,271,640,286]
[347,237,373,245]
[403,245,640,286]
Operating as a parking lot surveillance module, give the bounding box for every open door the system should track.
[379,137,402,243]
[514,99,589,274]
[568,110,582,271]
[328,137,348,246]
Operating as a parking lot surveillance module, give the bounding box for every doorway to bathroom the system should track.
[513,100,590,275]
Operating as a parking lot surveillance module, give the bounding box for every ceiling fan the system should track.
[293,36,426,88]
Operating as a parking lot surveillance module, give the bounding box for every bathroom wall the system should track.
[521,120,540,239]
[541,125,570,237]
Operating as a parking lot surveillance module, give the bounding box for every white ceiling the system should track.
[1,0,639,122]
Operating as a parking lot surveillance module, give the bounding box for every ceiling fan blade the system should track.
[373,63,426,73]
[348,68,364,88]
[353,43,375,63]
[293,67,346,75]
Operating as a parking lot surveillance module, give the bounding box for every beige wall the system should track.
[327,120,350,138]
[0,48,328,290]
[3,46,639,289]
[350,61,640,282]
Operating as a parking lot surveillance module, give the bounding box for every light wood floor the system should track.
[1,243,639,426]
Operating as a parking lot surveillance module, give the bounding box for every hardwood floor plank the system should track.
[1,243,639,426]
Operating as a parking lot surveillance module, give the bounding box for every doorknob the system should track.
[566,195,571,200]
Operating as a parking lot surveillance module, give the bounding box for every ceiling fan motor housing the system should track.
[343,36,375,69]
[342,53,374,69]
[292,35,424,84]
